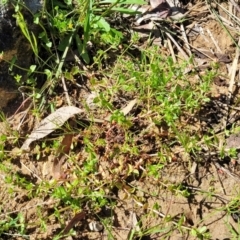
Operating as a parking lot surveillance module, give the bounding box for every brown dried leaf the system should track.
[63,211,86,235]
[52,133,74,179]
[60,133,74,154]
[21,106,83,151]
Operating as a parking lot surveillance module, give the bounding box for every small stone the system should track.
[89,221,104,232]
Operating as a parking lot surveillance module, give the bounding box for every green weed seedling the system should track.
[0,213,27,238]
[168,184,191,198]
[190,226,211,239]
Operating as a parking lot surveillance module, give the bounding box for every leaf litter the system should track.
[21,106,84,151]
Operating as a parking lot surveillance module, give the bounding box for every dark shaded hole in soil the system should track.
[198,94,229,130]
[220,156,232,166]
[1,95,24,117]
[10,157,22,169]
[15,171,39,185]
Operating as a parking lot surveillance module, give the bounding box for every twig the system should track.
[61,75,71,106]
[165,32,189,60]
[180,23,191,56]
[20,160,42,182]
[2,233,30,238]
[228,0,233,21]
[206,28,222,53]
[167,38,176,63]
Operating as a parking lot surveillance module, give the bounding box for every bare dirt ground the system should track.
[1,0,240,239]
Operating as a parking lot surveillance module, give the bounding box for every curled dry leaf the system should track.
[21,106,83,151]
[60,133,74,154]
[63,211,86,235]
[52,156,66,180]
[52,133,74,180]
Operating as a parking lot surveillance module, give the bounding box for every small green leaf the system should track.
[191,229,197,237]
[9,56,17,71]
[58,34,72,51]
[44,69,52,78]
[81,50,90,64]
[199,226,207,234]
[30,65,37,73]
[46,41,52,48]
[76,34,90,64]
[64,0,72,5]
[75,34,83,53]
[94,16,110,32]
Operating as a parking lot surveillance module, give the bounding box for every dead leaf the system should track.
[63,211,86,235]
[60,133,74,154]
[86,91,98,109]
[130,211,140,232]
[42,156,53,177]
[127,211,141,238]
[150,0,164,9]
[121,99,137,116]
[52,133,74,179]
[21,106,83,151]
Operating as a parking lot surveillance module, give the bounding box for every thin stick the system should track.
[167,38,176,63]
[206,28,222,53]
[61,75,71,106]
[20,160,42,182]
[180,23,191,56]
[165,32,189,60]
